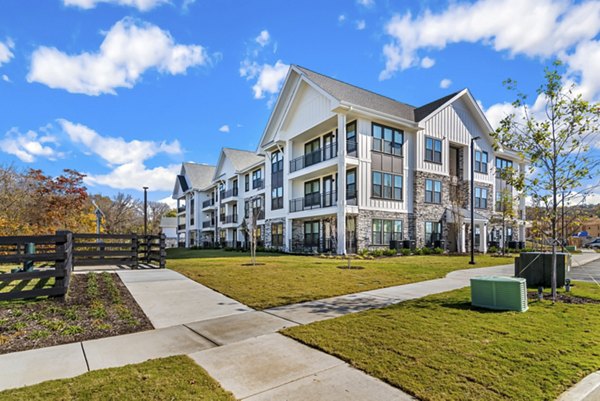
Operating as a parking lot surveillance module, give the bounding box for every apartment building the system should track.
[173,65,526,254]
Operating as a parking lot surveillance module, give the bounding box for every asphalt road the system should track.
[569,257,600,283]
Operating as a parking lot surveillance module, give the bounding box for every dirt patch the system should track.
[241,263,266,266]
[336,266,365,270]
[527,292,600,304]
[0,273,153,354]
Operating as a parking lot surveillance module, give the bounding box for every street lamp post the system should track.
[143,186,149,237]
[469,136,481,265]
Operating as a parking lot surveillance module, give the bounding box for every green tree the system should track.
[492,60,599,301]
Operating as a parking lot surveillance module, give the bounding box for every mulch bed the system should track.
[0,273,153,355]
[527,292,600,304]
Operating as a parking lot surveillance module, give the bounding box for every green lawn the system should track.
[167,249,513,309]
[283,281,600,401]
[0,355,236,401]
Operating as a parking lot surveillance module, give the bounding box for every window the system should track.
[271,150,284,210]
[304,138,321,167]
[425,222,442,247]
[271,223,283,247]
[271,187,283,210]
[496,157,513,178]
[475,187,488,209]
[372,171,402,201]
[346,121,357,156]
[304,221,320,246]
[244,200,249,218]
[252,169,262,189]
[372,219,403,245]
[347,169,357,200]
[425,137,442,163]
[245,174,250,192]
[425,179,442,204]
[232,179,238,196]
[475,151,488,174]
[371,123,403,156]
[304,179,321,207]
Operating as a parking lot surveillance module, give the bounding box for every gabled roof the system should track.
[182,162,216,190]
[414,91,461,122]
[294,65,416,122]
[222,148,264,173]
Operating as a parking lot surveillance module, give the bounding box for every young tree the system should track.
[492,61,599,301]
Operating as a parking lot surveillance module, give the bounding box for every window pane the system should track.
[384,128,393,141]
[434,140,441,152]
[426,138,432,150]
[373,171,381,184]
[373,124,382,139]
[434,181,441,192]
[426,179,432,191]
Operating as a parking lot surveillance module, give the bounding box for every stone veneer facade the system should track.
[263,218,286,250]
[355,209,411,251]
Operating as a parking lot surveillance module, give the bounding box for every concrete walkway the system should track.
[2,255,600,400]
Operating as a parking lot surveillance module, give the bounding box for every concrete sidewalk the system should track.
[5,258,592,400]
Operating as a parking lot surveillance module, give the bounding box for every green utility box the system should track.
[471,276,528,312]
[515,252,570,288]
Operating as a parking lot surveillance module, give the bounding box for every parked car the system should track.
[584,238,600,249]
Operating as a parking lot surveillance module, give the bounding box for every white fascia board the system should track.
[258,68,296,150]
[337,101,421,131]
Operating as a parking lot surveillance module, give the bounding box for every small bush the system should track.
[400,248,412,256]
[370,249,384,257]
[433,247,444,255]
[488,246,498,254]
[507,248,517,254]
[29,330,51,340]
[62,325,84,336]
[420,247,432,255]
[383,249,397,257]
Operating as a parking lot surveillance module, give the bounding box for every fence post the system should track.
[132,234,139,269]
[160,233,166,269]
[55,230,72,297]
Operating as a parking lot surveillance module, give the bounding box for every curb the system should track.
[557,372,600,401]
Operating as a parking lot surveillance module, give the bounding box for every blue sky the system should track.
[0,0,599,204]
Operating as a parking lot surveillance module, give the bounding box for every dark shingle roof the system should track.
[295,65,461,124]
[414,91,461,122]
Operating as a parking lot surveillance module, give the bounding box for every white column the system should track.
[481,224,488,253]
[459,223,466,253]
[337,113,347,255]
[519,224,526,243]
[285,217,292,252]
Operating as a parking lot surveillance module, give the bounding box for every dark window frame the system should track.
[474,151,488,174]
[371,122,403,156]
[425,136,443,164]
[475,187,488,209]
[371,219,403,245]
[425,179,442,204]
[371,170,402,201]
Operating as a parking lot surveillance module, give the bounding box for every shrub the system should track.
[29,330,51,339]
[421,247,433,255]
[488,246,498,254]
[383,249,397,257]
[357,248,369,257]
[401,248,412,256]
[370,249,384,257]
[62,325,84,336]
[433,247,444,255]
[507,248,517,254]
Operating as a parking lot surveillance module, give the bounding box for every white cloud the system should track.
[0,127,63,163]
[255,30,270,47]
[379,0,600,80]
[63,0,168,11]
[0,39,14,67]
[182,0,196,11]
[28,18,210,95]
[439,78,452,89]
[158,195,177,208]
[357,0,374,7]
[2,74,10,83]
[218,124,230,133]
[355,20,366,30]
[564,40,600,101]
[420,56,435,68]
[85,161,180,191]
[58,119,181,165]
[483,101,516,130]
[338,14,346,23]
[240,60,289,100]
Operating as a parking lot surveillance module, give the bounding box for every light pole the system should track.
[469,136,481,265]
[143,186,148,237]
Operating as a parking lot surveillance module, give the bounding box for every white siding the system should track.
[280,82,334,141]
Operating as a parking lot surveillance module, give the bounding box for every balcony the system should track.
[289,238,334,254]
[289,141,338,173]
[347,139,358,157]
[252,179,265,190]
[202,199,215,209]
[223,214,238,224]
[289,191,337,213]
[202,221,214,228]
[220,188,239,201]
[347,188,358,206]
[246,208,266,221]
[178,224,186,231]
[177,205,186,213]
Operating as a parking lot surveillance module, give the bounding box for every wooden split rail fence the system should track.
[0,232,165,301]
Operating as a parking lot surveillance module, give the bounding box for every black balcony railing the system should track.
[289,238,334,254]
[220,187,238,200]
[289,141,338,173]
[289,191,337,213]
[347,188,358,205]
[202,221,214,228]
[252,178,265,190]
[177,205,186,213]
[178,224,186,230]
[202,199,215,208]
[223,214,238,224]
